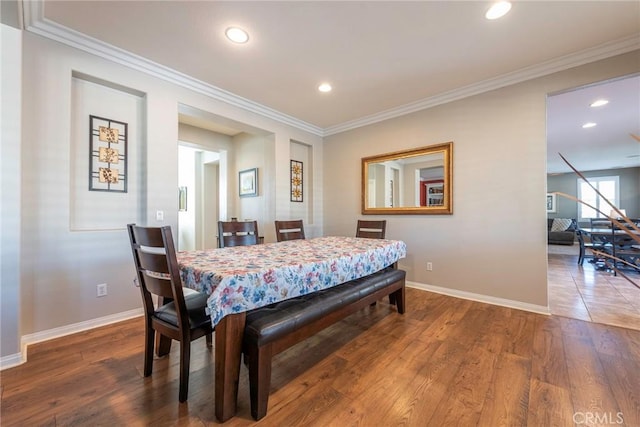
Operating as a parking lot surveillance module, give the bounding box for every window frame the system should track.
[577,175,620,220]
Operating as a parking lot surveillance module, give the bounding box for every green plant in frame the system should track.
[552,134,640,289]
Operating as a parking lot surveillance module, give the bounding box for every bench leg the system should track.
[393,286,405,314]
[248,343,273,420]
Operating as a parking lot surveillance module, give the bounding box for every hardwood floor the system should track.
[548,244,640,331]
[2,287,639,426]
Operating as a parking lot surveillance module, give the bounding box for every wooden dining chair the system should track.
[355,220,387,239]
[355,220,389,306]
[218,220,259,248]
[127,224,213,403]
[274,220,305,242]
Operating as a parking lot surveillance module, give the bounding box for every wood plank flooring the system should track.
[2,286,639,426]
[548,246,640,330]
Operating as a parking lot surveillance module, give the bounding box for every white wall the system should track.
[323,50,640,309]
[178,146,197,250]
[1,24,22,361]
[234,133,271,239]
[3,30,322,364]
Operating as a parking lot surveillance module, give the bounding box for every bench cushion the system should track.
[244,267,405,346]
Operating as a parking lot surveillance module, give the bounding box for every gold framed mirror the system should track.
[361,142,453,215]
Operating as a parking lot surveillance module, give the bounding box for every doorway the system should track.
[178,145,221,251]
[546,74,640,329]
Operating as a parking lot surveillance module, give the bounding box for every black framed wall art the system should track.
[89,115,128,192]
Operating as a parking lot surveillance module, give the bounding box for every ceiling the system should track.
[20,1,640,171]
[547,75,640,174]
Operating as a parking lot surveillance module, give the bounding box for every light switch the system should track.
[156,210,164,221]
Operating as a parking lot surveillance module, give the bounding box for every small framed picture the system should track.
[239,168,258,197]
[178,186,187,211]
[546,193,557,213]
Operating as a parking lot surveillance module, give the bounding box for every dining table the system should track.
[177,235,407,421]
[580,227,640,271]
[580,227,640,245]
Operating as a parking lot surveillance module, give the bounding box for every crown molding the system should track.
[324,35,640,136]
[22,1,639,138]
[22,0,324,137]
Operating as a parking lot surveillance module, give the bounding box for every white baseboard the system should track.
[0,352,25,370]
[0,308,143,370]
[406,281,550,315]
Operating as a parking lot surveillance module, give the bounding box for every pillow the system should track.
[551,218,573,232]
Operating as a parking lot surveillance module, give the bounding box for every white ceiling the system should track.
[547,75,640,174]
[21,1,640,171]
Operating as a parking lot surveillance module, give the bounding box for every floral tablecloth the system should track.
[178,236,407,326]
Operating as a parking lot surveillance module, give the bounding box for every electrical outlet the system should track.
[97,283,108,297]
[156,210,164,221]
[426,262,433,271]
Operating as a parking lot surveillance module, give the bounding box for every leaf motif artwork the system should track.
[290,160,303,202]
[99,167,119,184]
[90,115,127,192]
[99,126,119,143]
[99,147,119,164]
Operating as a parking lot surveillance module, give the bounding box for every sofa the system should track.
[547,218,577,245]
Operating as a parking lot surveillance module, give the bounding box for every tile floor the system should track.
[548,244,640,331]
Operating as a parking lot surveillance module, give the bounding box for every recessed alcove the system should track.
[70,72,146,231]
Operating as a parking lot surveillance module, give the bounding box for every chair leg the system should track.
[156,334,172,357]
[179,340,191,403]
[248,343,273,421]
[144,325,154,377]
[205,332,213,348]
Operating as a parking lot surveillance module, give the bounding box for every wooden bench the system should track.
[243,267,406,420]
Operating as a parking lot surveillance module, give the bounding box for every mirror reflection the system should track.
[362,142,453,215]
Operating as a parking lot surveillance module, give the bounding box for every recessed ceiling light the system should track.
[590,99,609,107]
[225,27,249,44]
[582,122,597,129]
[318,83,332,93]
[485,1,512,20]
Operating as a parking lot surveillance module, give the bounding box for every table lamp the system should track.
[609,209,626,219]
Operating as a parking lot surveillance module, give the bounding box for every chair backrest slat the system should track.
[142,273,175,299]
[274,220,305,242]
[356,220,386,239]
[137,250,169,274]
[218,220,259,248]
